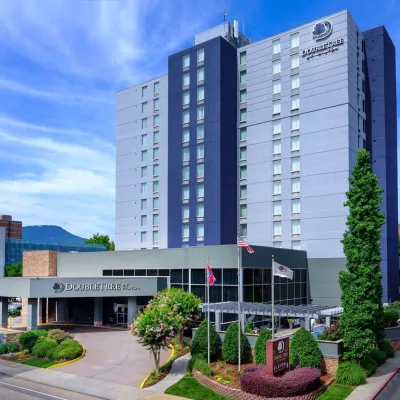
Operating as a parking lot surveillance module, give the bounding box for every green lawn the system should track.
[22,358,59,368]
[165,377,231,400]
[318,384,355,400]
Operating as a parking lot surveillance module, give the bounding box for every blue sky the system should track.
[0,0,398,239]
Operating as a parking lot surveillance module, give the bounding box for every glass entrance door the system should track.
[116,304,127,325]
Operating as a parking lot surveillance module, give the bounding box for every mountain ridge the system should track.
[22,225,86,244]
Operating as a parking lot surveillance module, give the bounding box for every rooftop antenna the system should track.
[223,10,227,33]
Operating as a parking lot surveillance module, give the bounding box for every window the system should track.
[197,125,204,140]
[182,91,190,106]
[197,86,204,101]
[182,224,189,239]
[240,165,247,180]
[291,157,300,173]
[292,199,301,214]
[197,164,204,178]
[142,86,147,97]
[290,33,299,48]
[141,232,146,243]
[153,131,159,143]
[357,72,360,87]
[239,147,247,161]
[142,118,148,129]
[183,186,190,200]
[273,181,282,195]
[273,160,281,175]
[197,144,204,159]
[141,150,147,161]
[273,140,281,156]
[141,134,148,146]
[197,105,204,120]
[291,74,300,90]
[182,129,190,143]
[240,127,247,141]
[142,102,147,113]
[272,60,281,74]
[153,231,159,243]
[153,114,159,127]
[240,51,246,65]
[182,54,190,68]
[272,39,281,54]
[291,115,300,131]
[291,95,300,110]
[273,120,281,135]
[183,72,190,87]
[182,205,190,219]
[141,182,147,194]
[197,48,204,63]
[197,67,204,82]
[141,215,147,226]
[141,199,147,210]
[153,147,159,160]
[291,53,299,69]
[197,183,204,198]
[182,110,190,124]
[153,180,159,193]
[141,166,147,178]
[182,166,190,181]
[273,80,281,94]
[273,101,281,115]
[273,201,282,216]
[292,241,301,250]
[153,82,159,94]
[240,89,247,103]
[182,147,190,162]
[197,203,204,218]
[153,214,159,226]
[240,185,247,199]
[291,178,300,194]
[273,221,282,236]
[197,223,204,238]
[153,164,159,176]
[291,136,300,152]
[240,224,247,237]
[153,197,159,209]
[292,220,301,235]
[240,108,247,122]
[153,98,160,111]
[240,204,247,218]
[240,70,246,84]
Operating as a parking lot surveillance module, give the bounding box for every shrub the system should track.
[6,342,19,353]
[361,355,378,377]
[190,319,218,361]
[0,344,8,354]
[18,330,48,352]
[254,328,272,364]
[32,338,58,358]
[193,358,213,376]
[319,324,342,341]
[290,328,321,369]
[46,329,73,344]
[222,322,250,364]
[240,365,320,397]
[336,362,366,385]
[47,339,83,361]
[385,300,400,312]
[188,354,205,371]
[369,347,386,366]
[383,309,399,327]
[378,339,395,358]
[244,323,253,333]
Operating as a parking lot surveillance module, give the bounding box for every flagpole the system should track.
[271,254,275,340]
[207,257,210,365]
[237,229,241,372]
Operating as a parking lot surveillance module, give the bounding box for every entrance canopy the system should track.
[201,301,343,319]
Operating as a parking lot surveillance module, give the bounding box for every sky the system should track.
[0,0,398,239]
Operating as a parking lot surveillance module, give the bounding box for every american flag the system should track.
[237,234,254,254]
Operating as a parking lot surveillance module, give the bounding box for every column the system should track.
[325,316,331,327]
[0,297,8,328]
[215,310,221,331]
[127,297,137,327]
[37,298,42,324]
[94,298,103,327]
[27,298,38,331]
[304,316,311,332]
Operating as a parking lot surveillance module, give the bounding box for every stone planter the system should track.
[316,339,343,376]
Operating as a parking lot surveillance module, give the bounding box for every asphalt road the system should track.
[375,370,400,400]
[0,373,101,400]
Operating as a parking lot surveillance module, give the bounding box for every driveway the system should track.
[56,327,171,387]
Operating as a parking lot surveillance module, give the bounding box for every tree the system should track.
[222,322,250,364]
[84,233,115,251]
[191,319,219,361]
[4,262,22,277]
[290,327,321,369]
[339,149,385,363]
[150,288,201,344]
[254,328,272,364]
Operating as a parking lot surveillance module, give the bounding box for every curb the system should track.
[140,343,175,389]
[371,367,400,400]
[48,345,86,369]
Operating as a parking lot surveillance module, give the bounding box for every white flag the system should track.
[273,261,293,280]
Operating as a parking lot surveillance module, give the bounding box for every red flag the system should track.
[206,263,216,286]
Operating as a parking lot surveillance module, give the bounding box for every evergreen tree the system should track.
[339,149,385,362]
[254,328,272,364]
[222,322,250,364]
[191,319,219,361]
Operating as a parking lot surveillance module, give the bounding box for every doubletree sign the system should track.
[266,337,290,376]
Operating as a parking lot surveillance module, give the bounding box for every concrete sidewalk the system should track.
[347,351,400,400]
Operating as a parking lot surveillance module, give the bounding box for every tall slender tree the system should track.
[339,149,385,362]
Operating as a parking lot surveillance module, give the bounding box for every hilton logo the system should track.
[312,21,333,41]
[52,282,65,293]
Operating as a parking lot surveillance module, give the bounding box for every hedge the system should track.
[18,330,48,352]
[336,362,366,385]
[254,328,272,364]
[290,327,321,369]
[0,342,19,354]
[369,348,386,366]
[361,355,378,377]
[47,339,83,361]
[383,309,399,327]
[191,319,218,361]
[240,365,321,397]
[222,322,250,364]
[378,339,395,358]
[46,329,73,344]
[32,338,58,358]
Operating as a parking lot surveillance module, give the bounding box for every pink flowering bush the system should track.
[240,365,321,397]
